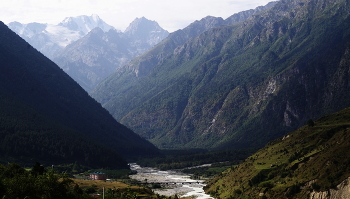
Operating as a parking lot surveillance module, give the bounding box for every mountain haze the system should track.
[91,0,350,150]
[53,17,169,91]
[124,17,169,52]
[59,14,113,35]
[7,14,114,59]
[0,21,158,166]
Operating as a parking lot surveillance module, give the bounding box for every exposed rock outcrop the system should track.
[310,177,350,199]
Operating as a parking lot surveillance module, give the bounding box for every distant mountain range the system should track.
[8,15,170,92]
[8,14,114,59]
[53,17,169,91]
[91,0,350,151]
[0,21,158,168]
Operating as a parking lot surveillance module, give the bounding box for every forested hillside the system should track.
[91,0,350,150]
[0,90,127,168]
[0,21,158,167]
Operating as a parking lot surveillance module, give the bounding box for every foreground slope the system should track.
[205,107,350,199]
[0,21,158,162]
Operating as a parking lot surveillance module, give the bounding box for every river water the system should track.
[129,163,214,199]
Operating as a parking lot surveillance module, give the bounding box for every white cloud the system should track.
[0,0,274,32]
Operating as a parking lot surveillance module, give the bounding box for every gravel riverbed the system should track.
[129,163,214,199]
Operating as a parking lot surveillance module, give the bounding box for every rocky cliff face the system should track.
[310,177,350,199]
[91,0,350,150]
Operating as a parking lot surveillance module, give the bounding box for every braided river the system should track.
[129,163,214,199]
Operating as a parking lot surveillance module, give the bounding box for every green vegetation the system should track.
[0,162,92,199]
[183,162,233,180]
[0,162,183,199]
[204,107,350,199]
[137,148,255,171]
[51,163,135,179]
[72,178,156,199]
[91,0,350,151]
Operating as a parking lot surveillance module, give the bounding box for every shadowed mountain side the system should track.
[0,21,158,161]
[0,89,128,169]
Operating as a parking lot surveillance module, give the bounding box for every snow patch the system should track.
[7,14,117,58]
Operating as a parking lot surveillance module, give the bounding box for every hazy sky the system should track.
[0,0,274,32]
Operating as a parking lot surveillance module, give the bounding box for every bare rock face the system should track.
[310,177,350,199]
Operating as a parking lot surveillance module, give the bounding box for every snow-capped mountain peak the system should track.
[59,14,113,35]
[7,14,116,59]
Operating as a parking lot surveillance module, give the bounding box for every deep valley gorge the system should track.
[1,0,350,198]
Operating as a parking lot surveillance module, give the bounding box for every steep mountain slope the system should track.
[53,17,169,91]
[204,107,350,199]
[0,90,128,169]
[96,2,276,80]
[53,28,128,92]
[7,14,114,59]
[91,0,350,150]
[0,21,158,162]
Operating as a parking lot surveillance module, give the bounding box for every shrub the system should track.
[286,184,300,198]
[307,119,315,127]
[250,169,270,185]
[234,189,242,194]
[311,183,321,191]
[259,181,274,188]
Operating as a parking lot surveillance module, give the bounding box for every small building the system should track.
[90,171,107,180]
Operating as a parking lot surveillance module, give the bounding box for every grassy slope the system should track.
[205,107,350,199]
